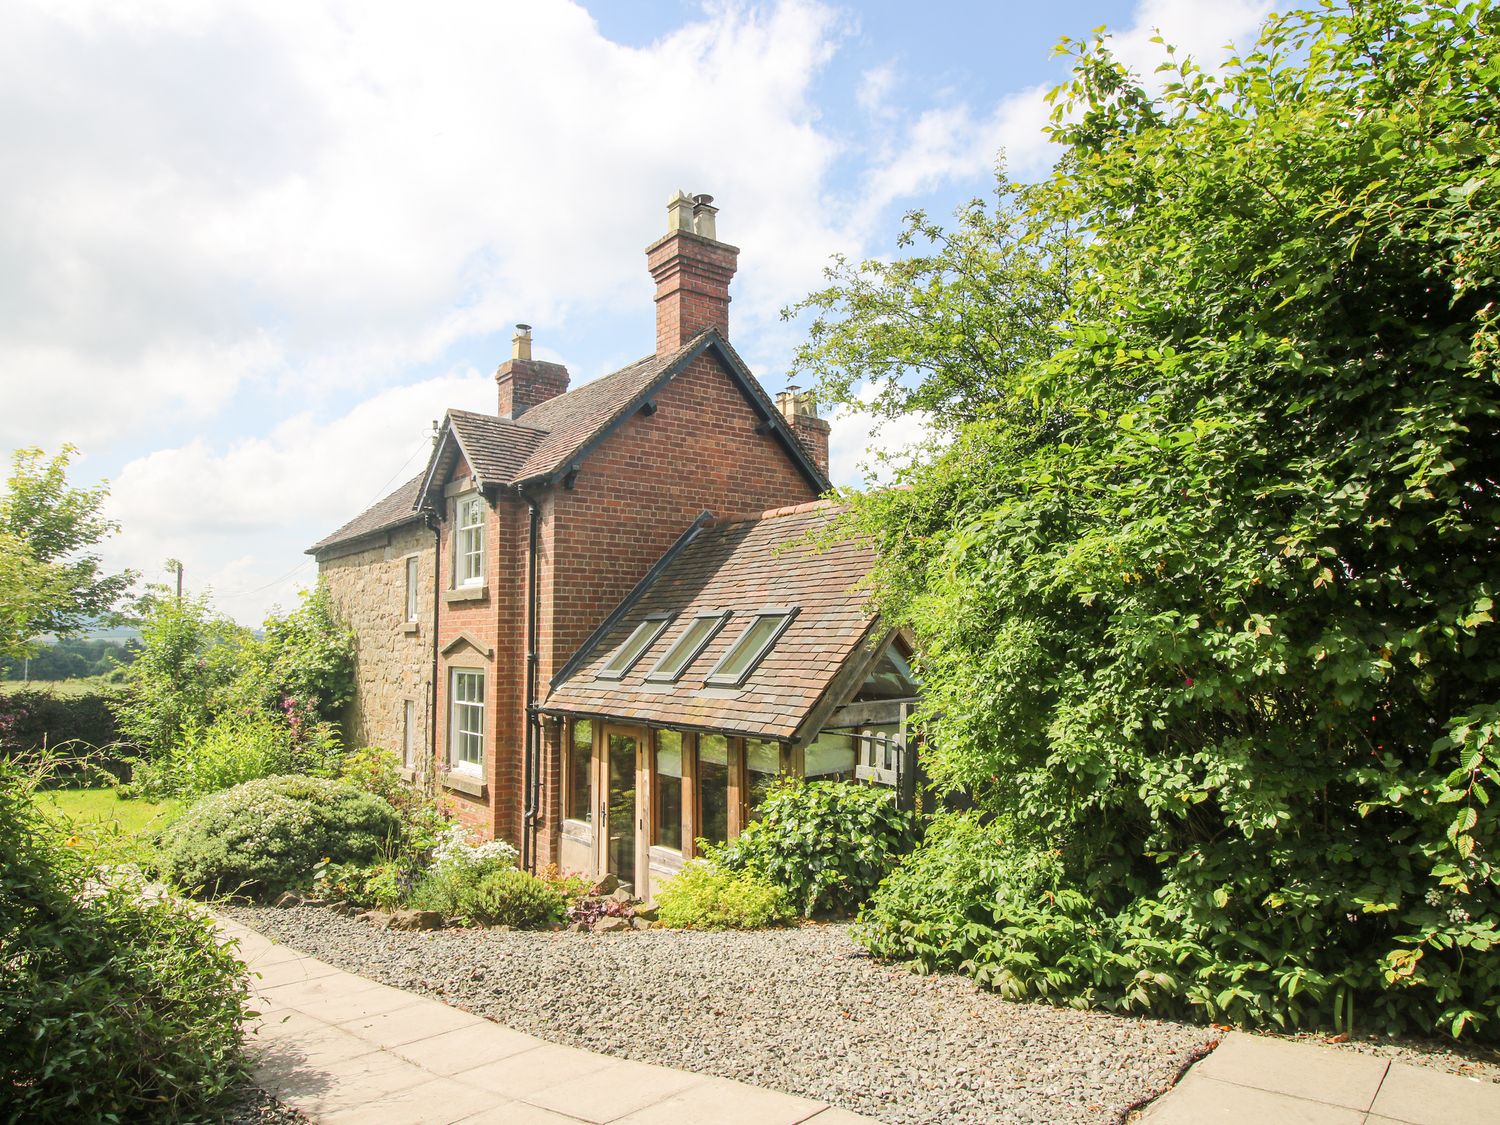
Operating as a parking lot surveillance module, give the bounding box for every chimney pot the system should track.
[647,190,739,354]
[512,324,533,361]
[775,383,829,479]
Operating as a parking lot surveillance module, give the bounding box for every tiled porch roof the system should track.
[541,500,880,743]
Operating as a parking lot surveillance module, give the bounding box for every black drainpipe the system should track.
[427,513,441,778]
[520,490,542,872]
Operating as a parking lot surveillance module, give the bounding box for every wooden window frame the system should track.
[447,667,485,775]
[563,718,594,826]
[454,494,486,588]
[404,555,420,621]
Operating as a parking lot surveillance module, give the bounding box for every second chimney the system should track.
[496,324,570,418]
[776,385,830,479]
[646,190,739,355]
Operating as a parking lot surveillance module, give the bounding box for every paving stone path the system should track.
[219,914,878,1124]
[1139,1030,1500,1124]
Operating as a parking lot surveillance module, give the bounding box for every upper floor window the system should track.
[705,609,798,687]
[405,556,420,621]
[455,494,485,586]
[597,614,672,680]
[646,612,731,683]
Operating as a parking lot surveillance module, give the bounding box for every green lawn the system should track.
[1,676,118,698]
[33,787,181,863]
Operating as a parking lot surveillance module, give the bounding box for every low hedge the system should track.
[0,688,128,784]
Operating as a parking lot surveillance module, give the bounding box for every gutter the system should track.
[520,489,542,872]
[426,512,441,784]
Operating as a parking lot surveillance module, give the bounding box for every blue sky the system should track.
[0,0,1270,623]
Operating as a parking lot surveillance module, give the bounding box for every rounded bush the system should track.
[715,779,918,917]
[463,868,566,928]
[155,774,400,899]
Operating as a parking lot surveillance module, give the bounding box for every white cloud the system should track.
[827,382,935,489]
[0,0,853,449]
[103,368,496,621]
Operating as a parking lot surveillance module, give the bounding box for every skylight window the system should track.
[597,614,672,680]
[646,612,732,683]
[704,608,798,687]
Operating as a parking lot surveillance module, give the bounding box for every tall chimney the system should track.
[496,324,570,418]
[646,190,739,355]
[776,385,830,479]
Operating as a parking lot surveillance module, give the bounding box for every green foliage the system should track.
[0,688,124,784]
[655,862,794,930]
[0,635,140,681]
[406,835,519,919]
[803,1,1500,1039]
[132,711,340,801]
[0,445,135,660]
[714,779,918,917]
[154,775,400,900]
[311,858,412,911]
[459,868,567,928]
[0,759,248,1122]
[114,592,251,760]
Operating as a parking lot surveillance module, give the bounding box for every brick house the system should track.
[310,194,917,894]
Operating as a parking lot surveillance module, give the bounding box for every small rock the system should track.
[273,892,302,909]
[608,887,635,905]
[569,921,589,932]
[356,910,393,929]
[327,901,358,916]
[589,873,619,896]
[632,903,659,922]
[388,909,444,931]
[593,915,631,933]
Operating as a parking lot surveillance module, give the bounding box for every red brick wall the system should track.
[530,349,819,866]
[647,231,739,354]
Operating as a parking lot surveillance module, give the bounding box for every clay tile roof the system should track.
[542,500,879,742]
[306,474,424,554]
[510,334,702,482]
[446,409,548,486]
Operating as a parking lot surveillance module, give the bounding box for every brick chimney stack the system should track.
[646,190,739,356]
[776,386,830,479]
[496,324,570,419]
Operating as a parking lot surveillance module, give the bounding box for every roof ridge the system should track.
[445,407,550,434]
[707,496,841,528]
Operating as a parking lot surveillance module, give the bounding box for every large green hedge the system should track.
[800,0,1500,1040]
[0,760,249,1122]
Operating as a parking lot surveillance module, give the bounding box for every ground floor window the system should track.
[804,731,857,781]
[566,719,593,823]
[448,668,484,773]
[745,739,781,823]
[653,730,684,851]
[696,734,731,846]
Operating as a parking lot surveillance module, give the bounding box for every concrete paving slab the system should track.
[522,1057,709,1122]
[1139,1071,1365,1124]
[249,953,343,990]
[613,1077,832,1125]
[390,1023,543,1075]
[335,997,480,1045]
[283,1046,433,1116]
[1367,1060,1500,1125]
[318,1076,517,1124]
[452,1042,615,1098]
[1193,1032,1388,1111]
[454,1103,595,1124]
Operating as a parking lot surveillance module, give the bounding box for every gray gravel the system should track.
[222,905,1215,1125]
[222,1082,310,1124]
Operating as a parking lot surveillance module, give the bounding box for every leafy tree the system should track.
[0,446,134,657]
[802,1,1500,1039]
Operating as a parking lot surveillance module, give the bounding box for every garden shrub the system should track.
[406,825,520,917]
[0,759,249,1122]
[0,688,128,783]
[154,775,400,899]
[461,868,567,928]
[715,779,918,917]
[310,858,412,910]
[655,862,793,930]
[791,1,1500,1039]
[131,711,318,800]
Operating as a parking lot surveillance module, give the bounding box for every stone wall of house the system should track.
[317,522,435,763]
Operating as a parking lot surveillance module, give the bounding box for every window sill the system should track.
[401,621,421,635]
[440,770,487,799]
[444,584,488,604]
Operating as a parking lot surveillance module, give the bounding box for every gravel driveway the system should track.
[222,906,1214,1125]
